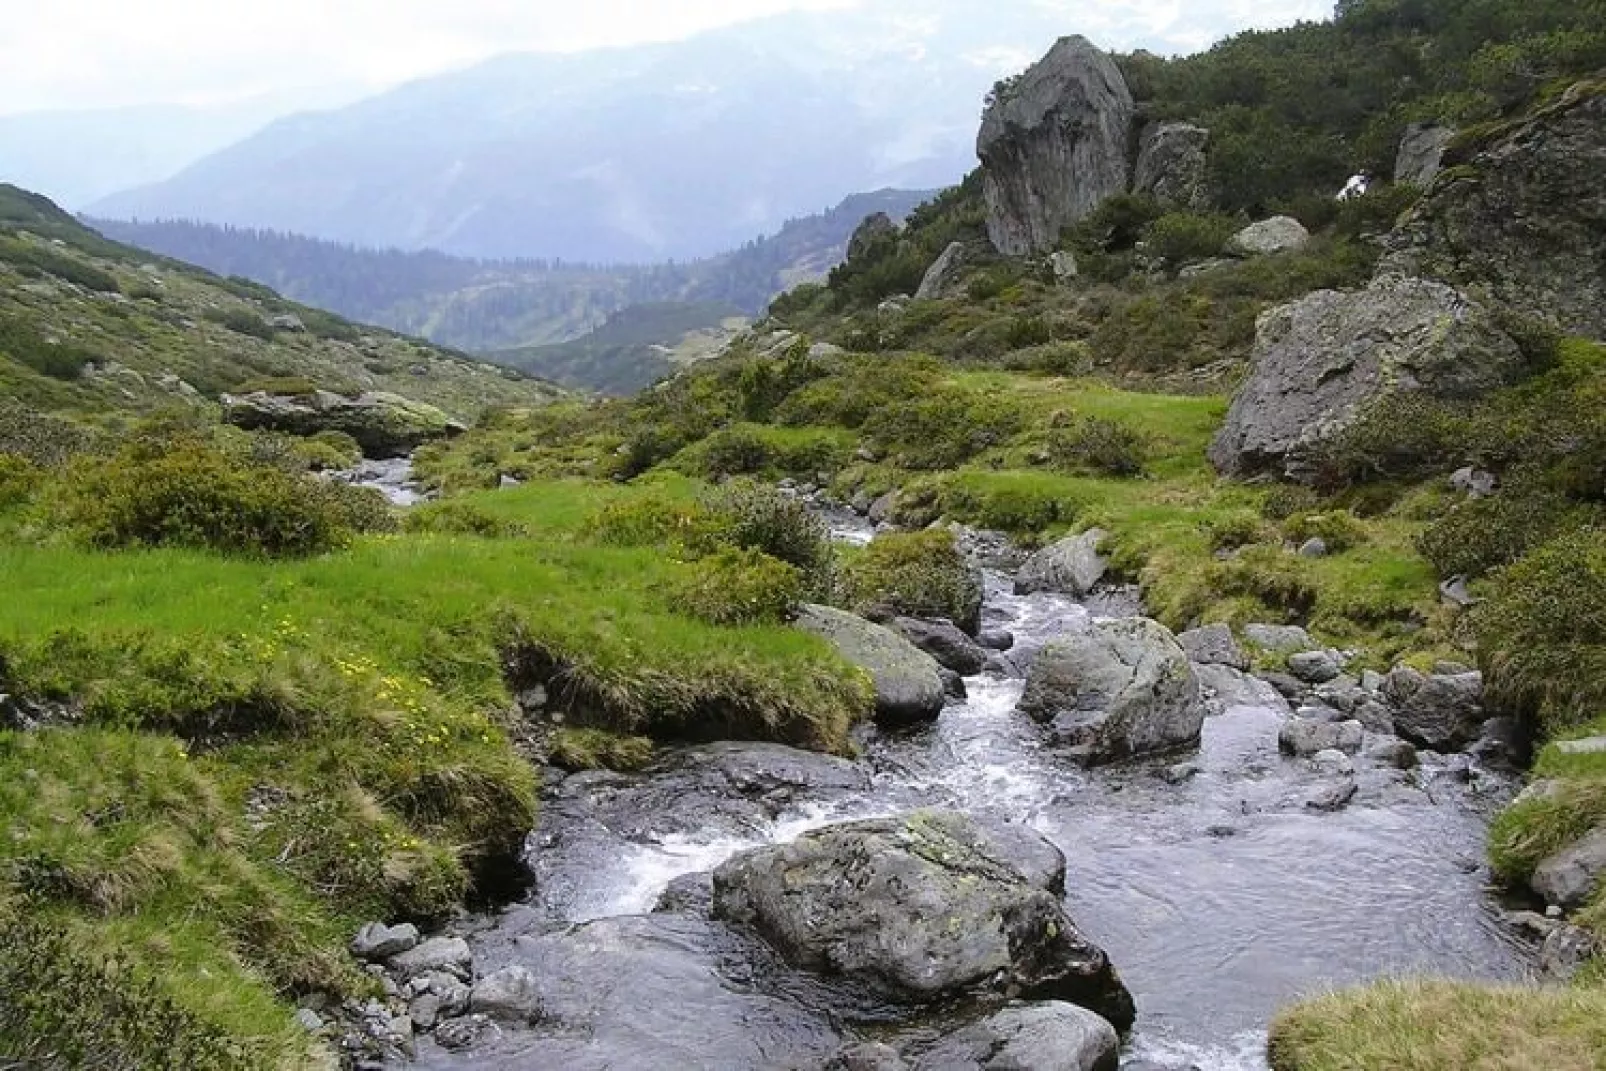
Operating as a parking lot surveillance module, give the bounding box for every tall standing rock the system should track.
[978,37,1135,256]
[1381,83,1606,340]
[1394,122,1455,187]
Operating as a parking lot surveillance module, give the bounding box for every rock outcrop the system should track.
[978,37,1134,256]
[847,212,899,263]
[1382,667,1488,752]
[712,810,1135,1028]
[1381,83,1606,340]
[1394,122,1454,187]
[1226,216,1310,257]
[1133,121,1211,210]
[221,389,464,459]
[912,1002,1121,1071]
[1532,825,1606,911]
[1014,528,1109,597]
[1207,276,1525,478]
[795,605,945,726]
[915,242,971,301]
[1017,617,1205,764]
[1177,623,1249,670]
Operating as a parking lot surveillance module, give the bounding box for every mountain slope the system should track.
[91,188,932,353]
[87,2,1091,262]
[0,185,561,419]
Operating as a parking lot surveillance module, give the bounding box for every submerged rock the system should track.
[978,36,1134,256]
[1207,277,1525,479]
[795,605,945,726]
[712,810,1135,1029]
[1018,618,1204,765]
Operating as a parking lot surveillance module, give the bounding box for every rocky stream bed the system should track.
[324,476,1540,1070]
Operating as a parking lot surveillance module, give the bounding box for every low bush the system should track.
[1259,483,1323,521]
[1142,210,1238,266]
[1207,510,1271,551]
[0,453,41,509]
[701,481,833,593]
[402,500,531,539]
[837,529,982,633]
[866,387,1024,469]
[667,547,803,626]
[1283,510,1370,553]
[1047,415,1148,477]
[0,237,121,294]
[584,496,713,550]
[699,425,771,477]
[1417,479,1589,578]
[548,729,655,773]
[0,314,97,380]
[939,474,1078,536]
[47,437,391,556]
[205,308,275,341]
[1474,527,1606,736]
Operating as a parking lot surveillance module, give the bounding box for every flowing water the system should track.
[417,507,1535,1069]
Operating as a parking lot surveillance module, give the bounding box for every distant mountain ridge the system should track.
[91,188,932,353]
[86,1,1089,263]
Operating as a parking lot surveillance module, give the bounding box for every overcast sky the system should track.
[2,0,1333,117]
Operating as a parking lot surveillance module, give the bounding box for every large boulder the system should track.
[221,389,464,459]
[1532,826,1606,911]
[1226,216,1310,257]
[915,242,971,301]
[1207,276,1525,479]
[711,810,1135,1029]
[912,1002,1120,1071]
[1381,83,1606,340]
[1132,121,1211,210]
[795,605,944,726]
[1382,667,1487,752]
[1014,528,1109,597]
[978,37,1134,256]
[1394,122,1455,187]
[1017,618,1205,765]
[891,617,988,676]
[1176,623,1249,670]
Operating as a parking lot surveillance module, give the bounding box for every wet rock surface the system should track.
[796,604,946,726]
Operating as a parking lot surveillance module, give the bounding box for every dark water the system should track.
[421,515,1533,1069]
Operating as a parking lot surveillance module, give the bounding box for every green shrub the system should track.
[1301,394,1472,489]
[1207,510,1272,551]
[866,388,1023,469]
[667,547,803,626]
[1047,415,1148,477]
[0,238,121,294]
[1260,483,1323,521]
[702,481,833,593]
[229,375,325,397]
[0,453,41,509]
[1209,545,1318,619]
[0,313,98,381]
[837,529,982,633]
[940,476,1075,536]
[1417,480,1589,578]
[0,913,261,1071]
[584,496,714,549]
[1143,211,1238,265]
[205,308,275,342]
[48,438,388,556]
[700,426,771,477]
[1489,779,1606,885]
[1283,510,1370,553]
[403,500,530,539]
[1475,527,1606,736]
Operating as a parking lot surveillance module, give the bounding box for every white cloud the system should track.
[0,0,1336,116]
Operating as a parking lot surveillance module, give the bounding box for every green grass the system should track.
[1269,978,1606,1071]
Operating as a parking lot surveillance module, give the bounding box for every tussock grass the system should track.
[1268,978,1606,1071]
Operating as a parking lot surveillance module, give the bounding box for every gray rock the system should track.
[1133,121,1211,211]
[915,242,971,301]
[432,1014,495,1052]
[1366,738,1419,770]
[1311,749,1356,776]
[796,605,945,726]
[913,1001,1120,1071]
[1298,538,1329,558]
[470,966,542,1022]
[1018,618,1205,765]
[1226,216,1310,257]
[1557,736,1606,756]
[409,993,443,1031]
[1243,624,1316,653]
[294,1008,325,1033]
[1193,663,1290,713]
[653,871,715,915]
[221,389,464,459]
[1450,466,1498,498]
[266,312,306,332]
[1306,778,1358,812]
[1051,250,1080,283]
[1540,924,1601,981]
[712,810,1134,1028]
[978,629,1016,652]
[868,491,900,525]
[809,342,846,360]
[1015,528,1110,597]
[1361,670,1388,694]
[1177,623,1249,670]
[940,668,967,700]
[979,37,1134,256]
[833,1042,910,1071]
[1395,122,1455,186]
[1279,717,1364,757]
[1311,679,1365,715]
[351,921,420,961]
[1439,576,1480,608]
[387,937,472,981]
[1163,762,1202,785]
[1381,85,1606,339]
[1262,672,1309,701]
[1532,825,1606,911]
[892,617,989,676]
[1470,716,1529,769]
[1207,277,1525,480]
[1383,667,1487,751]
[1354,698,1396,735]
[1287,651,1343,684]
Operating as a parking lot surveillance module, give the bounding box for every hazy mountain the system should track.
[88,1,1082,262]
[92,188,931,353]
